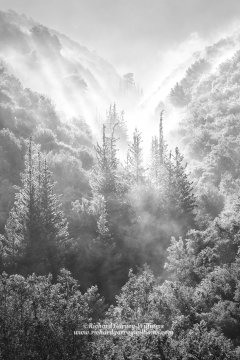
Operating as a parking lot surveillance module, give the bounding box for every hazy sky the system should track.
[1,0,240,81]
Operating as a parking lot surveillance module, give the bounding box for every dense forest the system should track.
[1,9,240,360]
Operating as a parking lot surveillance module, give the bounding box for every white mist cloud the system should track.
[1,5,240,160]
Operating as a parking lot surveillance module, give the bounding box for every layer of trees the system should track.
[1,210,240,358]
[170,49,240,228]
[2,43,240,357]
[1,103,239,357]
[1,107,196,302]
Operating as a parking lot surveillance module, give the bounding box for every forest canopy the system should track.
[1,9,240,359]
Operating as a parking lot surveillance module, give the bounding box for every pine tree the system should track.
[106,104,118,130]
[127,128,145,184]
[3,139,69,276]
[148,112,196,233]
[91,123,118,196]
[87,112,137,302]
[39,158,69,277]
[106,103,127,150]
[149,111,168,187]
[150,136,160,183]
[168,147,196,232]
[4,139,41,272]
[159,110,165,165]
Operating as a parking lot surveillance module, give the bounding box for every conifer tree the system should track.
[127,128,145,184]
[91,123,118,196]
[106,104,118,129]
[168,147,196,232]
[106,103,127,150]
[39,158,69,276]
[150,110,168,193]
[4,139,41,272]
[150,111,168,187]
[159,110,165,165]
[88,121,121,249]
[148,112,196,233]
[150,136,160,183]
[3,139,69,276]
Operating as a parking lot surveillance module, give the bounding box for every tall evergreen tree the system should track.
[127,128,145,184]
[39,158,69,277]
[167,147,196,232]
[150,111,168,188]
[4,139,41,272]
[91,123,118,196]
[159,110,165,165]
[3,139,69,276]
[150,135,160,183]
[106,103,127,150]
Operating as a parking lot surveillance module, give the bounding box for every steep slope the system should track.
[167,36,240,224]
[0,61,93,233]
[0,10,122,128]
[0,9,127,232]
[140,33,240,132]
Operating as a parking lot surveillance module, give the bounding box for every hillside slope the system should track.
[0,10,122,127]
[167,36,240,224]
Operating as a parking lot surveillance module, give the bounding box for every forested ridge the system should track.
[1,10,240,360]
